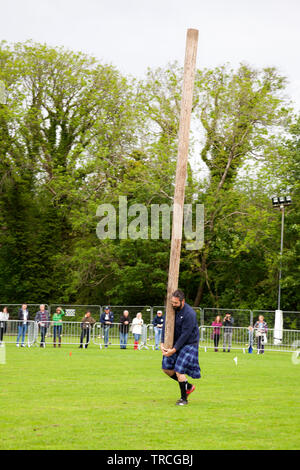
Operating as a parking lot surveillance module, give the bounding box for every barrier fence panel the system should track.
[282,311,300,330]
[0,320,37,346]
[198,325,300,353]
[93,322,149,349]
[37,321,91,346]
[49,305,101,323]
[202,308,252,327]
[199,325,249,351]
[251,310,300,330]
[252,310,277,329]
[100,306,152,324]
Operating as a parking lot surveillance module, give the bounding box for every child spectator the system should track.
[253,315,268,354]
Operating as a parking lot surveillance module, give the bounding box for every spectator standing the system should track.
[153,310,164,350]
[119,310,131,349]
[132,312,143,350]
[100,306,114,348]
[0,307,9,344]
[79,311,96,349]
[52,307,65,347]
[223,313,234,352]
[212,315,223,352]
[35,304,50,348]
[253,315,268,354]
[17,304,30,347]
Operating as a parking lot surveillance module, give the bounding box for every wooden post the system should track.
[164,29,199,349]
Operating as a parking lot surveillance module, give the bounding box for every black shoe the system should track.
[223,349,226,352]
[227,350,230,352]
[176,398,188,406]
[78,345,83,349]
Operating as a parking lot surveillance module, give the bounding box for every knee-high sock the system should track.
[179,380,188,400]
[170,373,192,390]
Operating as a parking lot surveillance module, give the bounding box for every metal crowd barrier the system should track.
[49,304,101,322]
[0,320,37,346]
[202,308,252,327]
[2,318,300,354]
[100,306,152,324]
[92,322,151,349]
[41,321,91,346]
[199,325,300,353]
[252,310,300,330]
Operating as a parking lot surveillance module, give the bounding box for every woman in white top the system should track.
[0,306,9,343]
[132,312,143,350]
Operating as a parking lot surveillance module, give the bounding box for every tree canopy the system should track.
[0,41,299,312]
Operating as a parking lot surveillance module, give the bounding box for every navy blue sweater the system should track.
[100,312,114,326]
[161,303,199,352]
[153,315,164,327]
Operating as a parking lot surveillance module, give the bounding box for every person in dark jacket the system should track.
[153,310,164,350]
[17,304,30,347]
[100,307,114,348]
[35,305,50,348]
[79,311,96,349]
[161,290,201,406]
[119,310,131,349]
[222,313,234,352]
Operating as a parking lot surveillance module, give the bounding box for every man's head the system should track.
[22,304,27,310]
[85,311,91,317]
[171,290,185,312]
[40,304,45,312]
[157,310,163,316]
[123,310,129,317]
[104,307,110,313]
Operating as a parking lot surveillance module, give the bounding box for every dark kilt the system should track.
[162,343,201,379]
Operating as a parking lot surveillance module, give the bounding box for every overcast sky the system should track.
[2,0,300,108]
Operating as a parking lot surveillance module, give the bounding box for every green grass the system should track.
[0,343,299,450]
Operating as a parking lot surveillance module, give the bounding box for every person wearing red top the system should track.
[211,315,223,352]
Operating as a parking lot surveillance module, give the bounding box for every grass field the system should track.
[0,343,299,450]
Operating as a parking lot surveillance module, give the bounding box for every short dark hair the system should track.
[172,289,185,301]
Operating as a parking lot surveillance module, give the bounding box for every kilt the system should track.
[162,343,201,379]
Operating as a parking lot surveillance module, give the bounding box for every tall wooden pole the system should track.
[164,28,199,349]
